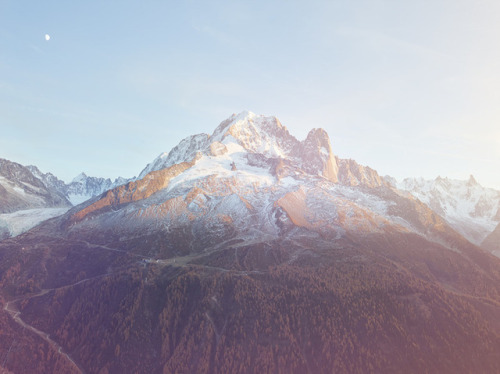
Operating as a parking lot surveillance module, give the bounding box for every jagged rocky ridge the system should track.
[393,175,500,246]
[28,166,128,206]
[0,158,70,214]
[0,159,71,240]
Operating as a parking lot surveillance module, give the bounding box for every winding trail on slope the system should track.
[76,237,272,276]
[3,273,115,374]
[1,228,284,373]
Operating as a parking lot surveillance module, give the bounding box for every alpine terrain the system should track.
[395,176,500,247]
[28,166,129,206]
[1,112,500,374]
[483,223,500,256]
[0,159,127,240]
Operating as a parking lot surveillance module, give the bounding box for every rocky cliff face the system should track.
[72,160,196,223]
[27,165,67,192]
[299,128,339,183]
[337,158,386,188]
[0,158,70,213]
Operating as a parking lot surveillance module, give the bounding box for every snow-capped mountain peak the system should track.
[139,111,340,183]
[212,111,299,159]
[138,134,210,179]
[65,173,129,205]
[71,172,88,184]
[467,174,478,187]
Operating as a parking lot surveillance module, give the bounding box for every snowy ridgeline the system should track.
[2,112,500,250]
[395,176,500,245]
[29,167,129,206]
[137,111,500,248]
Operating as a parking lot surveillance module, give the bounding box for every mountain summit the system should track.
[69,112,464,247]
[139,111,339,182]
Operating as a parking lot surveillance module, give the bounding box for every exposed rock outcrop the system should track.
[337,158,385,188]
[298,128,339,183]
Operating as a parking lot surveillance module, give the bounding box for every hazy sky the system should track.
[1,0,499,189]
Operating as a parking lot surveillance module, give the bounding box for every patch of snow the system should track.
[20,181,45,194]
[320,146,329,156]
[138,134,210,179]
[279,176,300,188]
[221,136,247,154]
[0,207,69,238]
[333,184,392,217]
[12,186,26,195]
[214,112,292,159]
[166,148,275,193]
[0,179,45,207]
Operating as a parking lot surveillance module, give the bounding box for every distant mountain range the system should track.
[0,158,128,239]
[391,175,500,248]
[5,113,499,253]
[1,111,500,373]
[27,165,129,206]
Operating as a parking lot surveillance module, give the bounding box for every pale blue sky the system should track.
[1,1,499,188]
